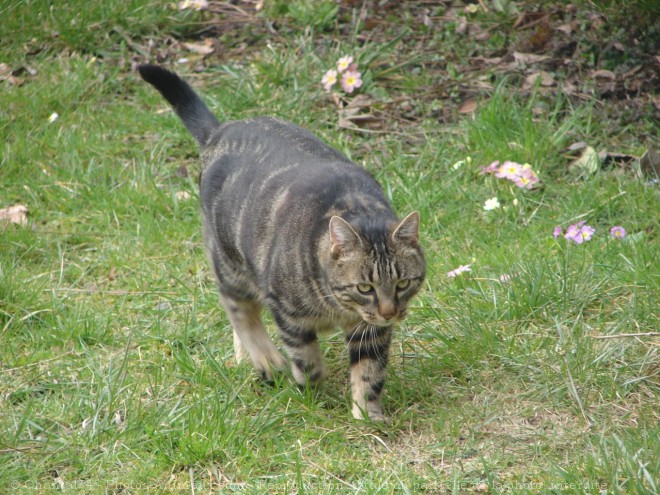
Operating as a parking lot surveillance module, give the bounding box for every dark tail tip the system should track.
[138,64,220,146]
[137,63,167,85]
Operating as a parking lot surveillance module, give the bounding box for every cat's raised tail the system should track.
[138,64,220,147]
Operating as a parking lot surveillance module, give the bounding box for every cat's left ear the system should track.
[392,211,420,247]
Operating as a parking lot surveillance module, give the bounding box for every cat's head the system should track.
[325,212,425,326]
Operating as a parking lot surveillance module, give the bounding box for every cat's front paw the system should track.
[291,358,328,386]
[252,349,287,383]
[351,402,390,423]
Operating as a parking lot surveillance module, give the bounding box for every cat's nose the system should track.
[378,300,396,320]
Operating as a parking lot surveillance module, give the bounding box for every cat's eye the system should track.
[357,283,374,294]
[396,279,410,290]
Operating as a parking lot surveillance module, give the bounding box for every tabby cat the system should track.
[138,65,425,420]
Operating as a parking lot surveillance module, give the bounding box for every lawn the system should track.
[1,1,658,493]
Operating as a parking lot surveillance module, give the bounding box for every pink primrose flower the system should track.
[480,160,500,175]
[447,264,472,278]
[336,56,354,73]
[513,167,540,189]
[495,161,523,180]
[577,225,596,243]
[566,222,594,244]
[321,69,338,91]
[610,226,626,239]
[564,222,583,241]
[341,70,363,94]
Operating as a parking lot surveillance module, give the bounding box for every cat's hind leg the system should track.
[220,295,286,381]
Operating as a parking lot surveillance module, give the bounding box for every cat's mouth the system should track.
[361,312,405,326]
[341,301,407,326]
[372,319,395,327]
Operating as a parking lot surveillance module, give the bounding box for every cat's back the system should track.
[202,116,349,171]
[199,116,388,214]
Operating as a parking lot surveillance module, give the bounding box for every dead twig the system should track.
[589,332,659,339]
[0,352,76,373]
[45,288,179,295]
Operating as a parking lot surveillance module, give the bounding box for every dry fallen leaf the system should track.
[475,31,492,41]
[455,16,469,35]
[0,64,20,85]
[570,145,600,175]
[470,56,503,67]
[513,51,549,65]
[338,95,383,130]
[592,69,616,80]
[178,0,208,10]
[556,22,575,35]
[622,65,642,79]
[338,111,382,130]
[589,13,605,30]
[458,98,478,114]
[566,141,588,152]
[522,70,554,89]
[512,11,549,30]
[0,64,37,86]
[560,79,578,95]
[182,39,215,56]
[0,204,29,226]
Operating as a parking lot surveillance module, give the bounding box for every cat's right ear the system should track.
[329,216,362,256]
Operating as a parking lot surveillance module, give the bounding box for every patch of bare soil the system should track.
[104,1,657,174]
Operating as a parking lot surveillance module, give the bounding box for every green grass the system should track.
[1,1,658,493]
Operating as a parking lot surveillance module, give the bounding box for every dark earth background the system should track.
[110,0,660,177]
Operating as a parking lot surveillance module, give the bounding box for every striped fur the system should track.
[139,65,426,420]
